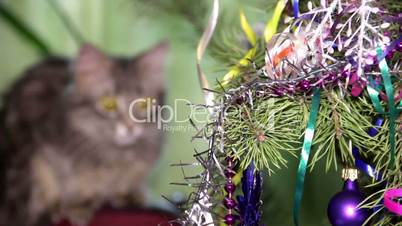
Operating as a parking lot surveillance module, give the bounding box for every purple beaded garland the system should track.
[298,80,311,92]
[274,87,286,96]
[224,214,236,225]
[225,169,236,178]
[223,157,238,225]
[225,183,236,193]
[325,73,337,82]
[224,197,237,209]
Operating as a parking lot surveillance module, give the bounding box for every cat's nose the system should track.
[114,122,142,147]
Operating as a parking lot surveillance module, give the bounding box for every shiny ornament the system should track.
[237,162,263,226]
[328,178,371,226]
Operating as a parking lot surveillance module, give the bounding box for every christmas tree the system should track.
[173,0,402,225]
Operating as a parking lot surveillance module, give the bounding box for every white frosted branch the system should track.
[356,0,369,77]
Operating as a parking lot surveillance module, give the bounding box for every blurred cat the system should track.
[0,41,168,226]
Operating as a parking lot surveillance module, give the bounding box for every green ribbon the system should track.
[367,47,400,168]
[293,88,321,226]
[367,85,385,114]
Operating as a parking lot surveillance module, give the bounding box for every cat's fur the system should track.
[0,42,168,226]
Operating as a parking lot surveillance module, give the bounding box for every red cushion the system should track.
[54,209,179,226]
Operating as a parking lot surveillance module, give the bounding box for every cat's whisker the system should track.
[170,163,200,167]
[170,182,200,187]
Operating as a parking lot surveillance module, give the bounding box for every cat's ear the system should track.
[131,41,169,91]
[74,43,114,98]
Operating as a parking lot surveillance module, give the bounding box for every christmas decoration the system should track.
[327,169,371,226]
[224,157,239,225]
[384,188,402,216]
[173,0,402,225]
[236,162,263,226]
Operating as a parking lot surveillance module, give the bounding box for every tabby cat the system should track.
[0,42,168,226]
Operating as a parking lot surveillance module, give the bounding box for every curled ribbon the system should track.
[384,189,402,216]
[293,88,321,226]
[377,48,398,169]
[366,47,400,169]
[196,0,219,111]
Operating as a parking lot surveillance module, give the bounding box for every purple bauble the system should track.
[327,179,371,226]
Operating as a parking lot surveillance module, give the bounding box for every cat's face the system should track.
[68,42,168,150]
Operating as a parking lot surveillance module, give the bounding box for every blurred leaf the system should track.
[46,0,84,45]
[0,2,50,56]
[264,0,287,42]
[132,0,209,33]
[240,9,257,46]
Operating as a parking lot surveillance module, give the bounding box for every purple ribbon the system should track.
[378,36,402,62]
[353,118,384,180]
[292,0,299,18]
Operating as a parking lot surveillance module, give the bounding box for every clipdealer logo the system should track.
[128,98,208,131]
[128,97,281,132]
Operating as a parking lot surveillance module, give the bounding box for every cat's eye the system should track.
[100,96,118,112]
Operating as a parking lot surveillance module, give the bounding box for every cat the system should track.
[0,41,168,226]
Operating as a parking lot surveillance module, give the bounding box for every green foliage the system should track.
[222,86,401,174]
[131,0,210,34]
[217,83,401,224]
[225,96,303,173]
[0,2,50,56]
[45,0,84,45]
